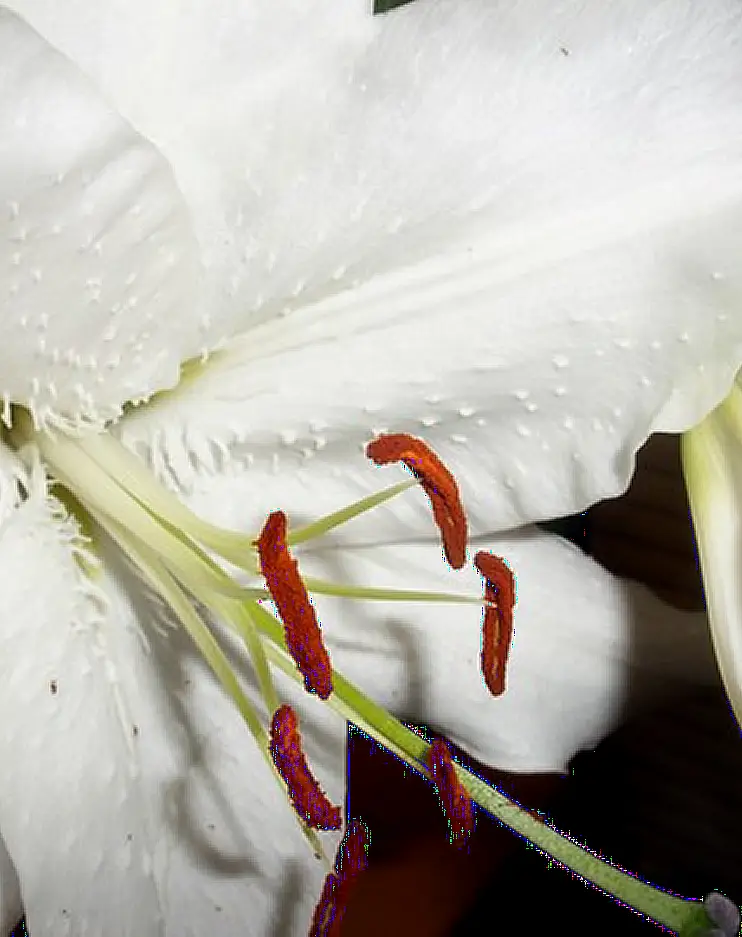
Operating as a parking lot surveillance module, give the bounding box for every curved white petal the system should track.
[0,462,341,936]
[2,0,376,347]
[681,380,742,728]
[186,474,720,774]
[0,8,203,428]
[107,0,742,534]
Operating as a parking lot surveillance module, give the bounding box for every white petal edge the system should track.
[681,380,742,729]
[186,472,721,774]
[0,8,204,429]
[114,0,742,534]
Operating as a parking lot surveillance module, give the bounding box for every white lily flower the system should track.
[0,1,738,934]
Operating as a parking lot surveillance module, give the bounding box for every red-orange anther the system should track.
[255,511,332,699]
[365,433,467,569]
[309,820,370,937]
[270,704,342,831]
[474,551,516,697]
[426,737,474,848]
[309,872,340,937]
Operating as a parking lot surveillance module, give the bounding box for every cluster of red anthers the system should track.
[309,820,370,937]
[365,433,516,697]
[256,433,517,932]
[270,704,342,830]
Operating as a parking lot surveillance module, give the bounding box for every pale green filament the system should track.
[7,406,722,935]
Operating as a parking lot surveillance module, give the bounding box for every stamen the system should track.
[255,511,332,699]
[309,820,370,937]
[270,704,342,831]
[474,552,516,697]
[366,433,467,570]
[426,737,474,848]
[309,873,341,937]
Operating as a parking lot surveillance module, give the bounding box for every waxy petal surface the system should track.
[2,0,375,347]
[101,0,742,534]
[0,9,201,428]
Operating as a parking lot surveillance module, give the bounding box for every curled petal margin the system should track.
[474,551,516,697]
[366,433,468,570]
[256,510,333,699]
[427,737,474,848]
[270,704,342,831]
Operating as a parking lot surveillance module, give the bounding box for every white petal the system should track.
[99,583,343,937]
[0,9,203,428]
[308,535,719,772]
[2,0,375,345]
[186,474,719,773]
[115,0,742,532]
[0,472,164,935]
[0,463,341,936]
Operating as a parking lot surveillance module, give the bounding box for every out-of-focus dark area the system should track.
[373,0,417,15]
[341,434,742,935]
